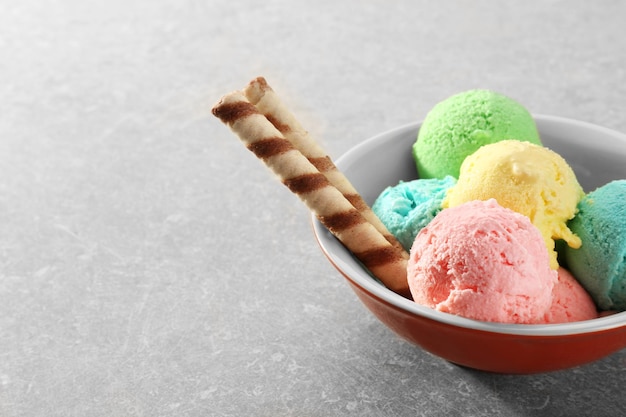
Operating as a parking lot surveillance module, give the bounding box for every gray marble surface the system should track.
[2,1,626,416]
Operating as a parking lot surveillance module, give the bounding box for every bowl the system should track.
[312,114,626,374]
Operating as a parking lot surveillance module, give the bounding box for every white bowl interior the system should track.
[313,115,626,336]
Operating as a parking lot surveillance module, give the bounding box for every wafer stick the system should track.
[212,90,409,296]
[243,77,407,258]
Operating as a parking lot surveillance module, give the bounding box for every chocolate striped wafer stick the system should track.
[212,90,409,296]
[243,77,407,258]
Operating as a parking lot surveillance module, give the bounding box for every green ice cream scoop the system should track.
[413,89,542,179]
[564,180,626,311]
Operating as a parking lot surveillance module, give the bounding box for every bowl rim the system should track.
[312,114,626,337]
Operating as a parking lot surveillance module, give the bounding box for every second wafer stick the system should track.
[243,77,407,258]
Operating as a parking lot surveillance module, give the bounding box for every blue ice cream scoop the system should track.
[372,176,456,252]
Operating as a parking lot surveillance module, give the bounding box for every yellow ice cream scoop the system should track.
[443,140,584,269]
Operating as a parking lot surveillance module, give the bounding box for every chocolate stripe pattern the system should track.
[212,89,409,296]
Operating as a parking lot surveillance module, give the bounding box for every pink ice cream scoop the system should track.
[542,268,598,323]
[408,199,557,324]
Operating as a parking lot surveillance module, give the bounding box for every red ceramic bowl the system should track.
[312,115,626,374]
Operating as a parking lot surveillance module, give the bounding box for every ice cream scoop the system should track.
[408,199,557,324]
[372,176,456,251]
[443,140,584,269]
[412,89,541,179]
[542,267,599,323]
[563,180,626,311]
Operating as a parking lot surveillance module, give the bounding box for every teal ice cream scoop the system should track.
[564,180,626,311]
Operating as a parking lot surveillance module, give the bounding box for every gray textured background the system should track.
[1,1,626,416]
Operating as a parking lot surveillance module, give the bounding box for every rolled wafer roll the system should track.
[212,91,409,296]
[244,77,407,258]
